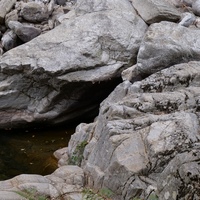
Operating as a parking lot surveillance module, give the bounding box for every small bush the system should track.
[68,140,88,166]
[82,188,113,200]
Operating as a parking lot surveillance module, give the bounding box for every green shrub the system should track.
[68,140,88,166]
[82,188,113,200]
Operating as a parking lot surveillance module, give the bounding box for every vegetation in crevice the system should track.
[68,140,88,166]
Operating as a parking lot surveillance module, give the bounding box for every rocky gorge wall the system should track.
[1,0,200,199]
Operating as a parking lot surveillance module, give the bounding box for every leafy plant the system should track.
[68,140,88,166]
[149,193,159,200]
[14,188,49,200]
[82,188,113,200]
[99,188,114,199]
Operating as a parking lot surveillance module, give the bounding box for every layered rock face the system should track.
[69,61,200,199]
[1,0,200,200]
[0,0,147,128]
[65,1,200,200]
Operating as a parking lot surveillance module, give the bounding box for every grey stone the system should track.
[0,0,147,129]
[179,12,196,27]
[5,10,18,28]
[192,0,200,16]
[136,21,200,77]
[1,30,18,51]
[8,21,41,42]
[0,0,16,24]
[130,0,181,24]
[67,61,200,199]
[0,165,84,199]
[20,2,50,23]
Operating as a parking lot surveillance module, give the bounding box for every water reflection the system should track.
[0,127,73,180]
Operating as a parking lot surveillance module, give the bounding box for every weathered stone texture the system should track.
[0,0,16,24]
[67,61,200,199]
[136,21,200,77]
[130,0,181,24]
[0,0,147,129]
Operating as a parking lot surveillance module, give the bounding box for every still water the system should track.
[0,127,74,180]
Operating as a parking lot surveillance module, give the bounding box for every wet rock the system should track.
[5,10,18,27]
[8,21,41,42]
[130,0,181,24]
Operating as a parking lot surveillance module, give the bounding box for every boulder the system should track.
[192,0,200,16]
[178,12,196,27]
[68,61,200,199]
[20,2,50,23]
[130,0,181,24]
[136,21,200,77]
[8,21,41,42]
[1,30,18,51]
[0,0,147,129]
[0,0,16,24]
[5,10,18,27]
[0,165,84,199]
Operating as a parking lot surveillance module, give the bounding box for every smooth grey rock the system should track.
[5,10,18,28]
[1,30,18,51]
[130,0,181,24]
[0,0,16,24]
[20,2,50,23]
[67,61,200,199]
[192,0,200,16]
[136,21,200,77]
[0,0,147,129]
[8,21,41,42]
[179,12,196,27]
[0,165,84,199]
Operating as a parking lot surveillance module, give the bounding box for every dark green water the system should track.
[0,127,74,180]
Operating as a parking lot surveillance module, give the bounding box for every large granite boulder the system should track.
[136,21,200,77]
[67,61,200,199]
[0,0,147,129]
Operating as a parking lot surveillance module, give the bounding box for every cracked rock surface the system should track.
[67,61,200,200]
[0,0,147,129]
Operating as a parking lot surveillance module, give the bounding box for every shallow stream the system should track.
[0,126,74,180]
